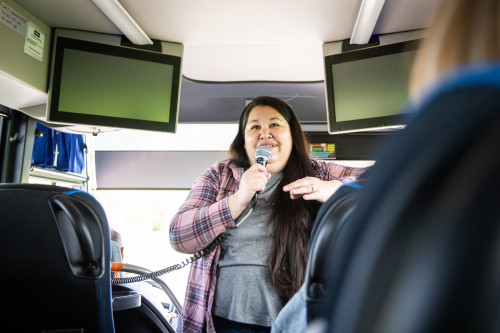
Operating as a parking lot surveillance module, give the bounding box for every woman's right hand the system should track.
[228,164,270,218]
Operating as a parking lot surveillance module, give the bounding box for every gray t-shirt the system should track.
[213,172,284,327]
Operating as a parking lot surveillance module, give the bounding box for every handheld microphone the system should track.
[251,146,272,209]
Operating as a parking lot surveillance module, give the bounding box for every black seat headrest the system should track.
[0,184,114,332]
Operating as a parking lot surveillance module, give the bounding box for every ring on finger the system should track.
[311,185,316,193]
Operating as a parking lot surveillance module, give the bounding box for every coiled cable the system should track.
[112,228,233,285]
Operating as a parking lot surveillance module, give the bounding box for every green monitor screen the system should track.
[325,40,419,134]
[48,36,181,132]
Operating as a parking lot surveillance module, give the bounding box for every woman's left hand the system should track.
[283,177,343,203]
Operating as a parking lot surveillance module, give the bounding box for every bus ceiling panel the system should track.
[181,46,325,82]
[374,0,439,35]
[178,79,327,125]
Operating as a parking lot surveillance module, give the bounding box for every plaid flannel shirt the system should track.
[169,159,366,333]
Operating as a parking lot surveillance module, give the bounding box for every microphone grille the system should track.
[255,145,272,161]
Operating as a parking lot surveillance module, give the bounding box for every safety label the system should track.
[24,21,45,62]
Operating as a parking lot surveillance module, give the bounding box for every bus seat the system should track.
[305,180,364,324]
[0,184,114,332]
[111,263,181,333]
[324,64,500,333]
[113,283,178,333]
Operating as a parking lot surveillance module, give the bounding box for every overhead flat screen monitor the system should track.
[47,30,182,133]
[324,39,419,134]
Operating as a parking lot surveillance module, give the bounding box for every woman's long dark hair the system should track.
[229,96,321,302]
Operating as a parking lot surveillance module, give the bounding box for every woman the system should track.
[170,96,366,333]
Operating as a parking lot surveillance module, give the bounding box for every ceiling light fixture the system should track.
[91,0,153,45]
[350,0,386,45]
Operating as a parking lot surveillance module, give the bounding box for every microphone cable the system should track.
[111,229,232,284]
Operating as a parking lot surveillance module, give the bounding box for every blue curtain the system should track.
[32,122,55,168]
[32,122,86,174]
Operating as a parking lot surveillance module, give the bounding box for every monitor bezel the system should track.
[48,36,182,133]
[325,39,420,134]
